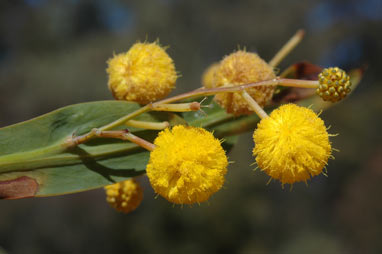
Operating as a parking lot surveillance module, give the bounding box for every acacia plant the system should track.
[0,30,362,213]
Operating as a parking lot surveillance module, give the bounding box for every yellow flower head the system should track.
[146,125,228,204]
[213,50,276,115]
[107,42,177,104]
[317,67,351,102]
[104,179,143,213]
[201,62,220,89]
[253,104,332,185]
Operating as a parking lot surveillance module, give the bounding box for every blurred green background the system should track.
[0,0,381,253]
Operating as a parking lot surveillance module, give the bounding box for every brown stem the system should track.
[153,78,318,106]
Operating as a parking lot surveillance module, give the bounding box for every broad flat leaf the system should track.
[0,98,244,199]
[0,101,183,199]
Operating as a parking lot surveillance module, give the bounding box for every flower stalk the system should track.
[149,102,200,112]
[125,120,169,130]
[241,90,269,119]
[93,129,156,151]
[269,29,305,68]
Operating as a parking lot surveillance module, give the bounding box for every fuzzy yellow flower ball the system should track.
[104,179,143,213]
[213,50,276,115]
[146,125,228,204]
[201,62,220,89]
[253,104,332,185]
[107,42,177,104]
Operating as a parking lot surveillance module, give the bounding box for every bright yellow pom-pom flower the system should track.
[213,50,276,115]
[107,42,177,104]
[104,179,143,213]
[253,104,332,185]
[146,125,228,204]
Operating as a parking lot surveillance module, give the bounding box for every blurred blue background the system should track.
[0,0,381,253]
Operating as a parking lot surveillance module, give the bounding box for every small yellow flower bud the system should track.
[107,42,177,104]
[317,67,351,102]
[201,62,220,89]
[104,179,143,213]
[146,125,228,204]
[213,51,276,115]
[253,104,332,185]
